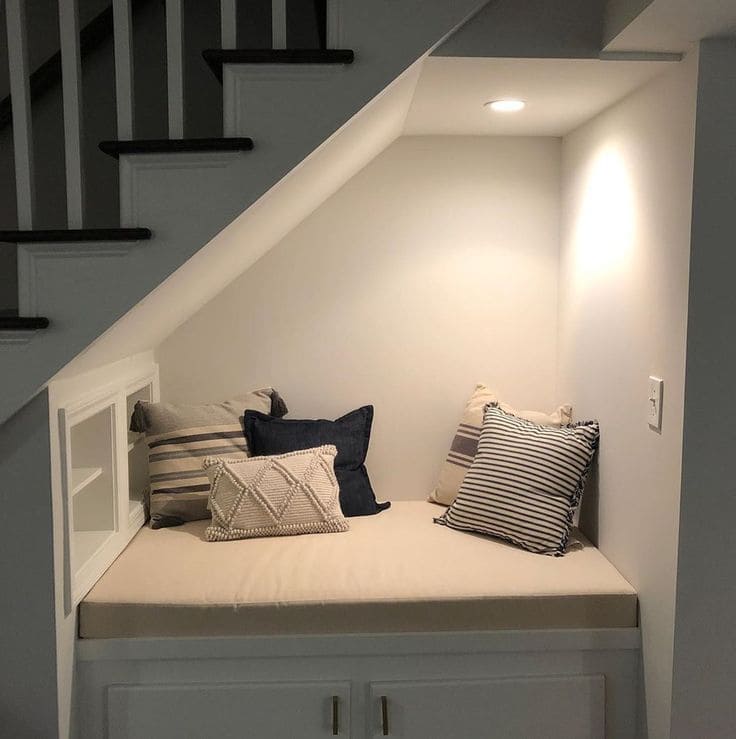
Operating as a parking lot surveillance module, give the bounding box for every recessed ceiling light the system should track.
[485,99,526,113]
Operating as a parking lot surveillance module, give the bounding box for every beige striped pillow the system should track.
[130,388,288,528]
[429,384,572,506]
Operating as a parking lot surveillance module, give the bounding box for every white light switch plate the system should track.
[648,376,663,431]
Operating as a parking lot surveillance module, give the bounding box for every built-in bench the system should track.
[80,500,636,638]
[75,501,640,738]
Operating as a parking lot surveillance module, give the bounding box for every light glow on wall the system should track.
[572,145,635,276]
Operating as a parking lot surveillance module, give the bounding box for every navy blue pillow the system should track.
[243,406,390,517]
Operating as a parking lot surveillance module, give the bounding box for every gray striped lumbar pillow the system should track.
[436,404,599,556]
[429,384,572,506]
[130,388,288,528]
[204,445,349,541]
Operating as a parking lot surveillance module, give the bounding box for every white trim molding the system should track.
[223,64,349,137]
[0,329,37,347]
[119,154,241,225]
[17,243,139,317]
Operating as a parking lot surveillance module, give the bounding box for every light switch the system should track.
[648,376,663,431]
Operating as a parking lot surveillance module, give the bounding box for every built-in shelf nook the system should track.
[51,358,158,608]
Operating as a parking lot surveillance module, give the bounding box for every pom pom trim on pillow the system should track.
[204,445,348,542]
[129,388,288,529]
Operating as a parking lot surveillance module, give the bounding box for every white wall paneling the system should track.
[118,152,241,226]
[222,62,348,137]
[16,241,140,318]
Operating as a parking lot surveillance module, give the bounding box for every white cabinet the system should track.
[107,682,350,739]
[78,631,639,739]
[98,675,606,739]
[49,356,159,609]
[367,677,605,739]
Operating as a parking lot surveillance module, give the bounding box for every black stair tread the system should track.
[99,137,254,159]
[203,48,354,82]
[0,228,152,243]
[0,316,50,330]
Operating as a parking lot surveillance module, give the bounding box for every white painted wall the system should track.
[670,37,736,739]
[157,136,562,501]
[0,390,58,738]
[557,53,697,738]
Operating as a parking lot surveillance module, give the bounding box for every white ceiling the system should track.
[403,56,679,137]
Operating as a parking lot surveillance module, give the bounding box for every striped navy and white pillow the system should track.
[130,388,288,528]
[437,404,599,555]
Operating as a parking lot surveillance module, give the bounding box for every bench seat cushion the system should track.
[79,501,636,638]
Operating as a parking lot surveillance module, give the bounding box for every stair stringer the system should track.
[0,0,492,425]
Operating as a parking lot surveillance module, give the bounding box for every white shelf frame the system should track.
[127,433,144,453]
[125,371,159,528]
[49,355,160,614]
[59,394,120,607]
[71,466,104,496]
[73,529,112,567]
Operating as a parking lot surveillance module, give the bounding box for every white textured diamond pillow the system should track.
[203,445,349,541]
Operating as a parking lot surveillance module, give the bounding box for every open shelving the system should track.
[52,359,159,608]
[71,466,103,496]
[63,401,118,602]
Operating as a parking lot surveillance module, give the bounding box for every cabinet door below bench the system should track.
[107,681,350,739]
[368,676,605,739]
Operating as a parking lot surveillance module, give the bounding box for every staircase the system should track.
[0,0,490,425]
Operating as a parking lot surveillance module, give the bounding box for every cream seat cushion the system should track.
[80,501,636,638]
